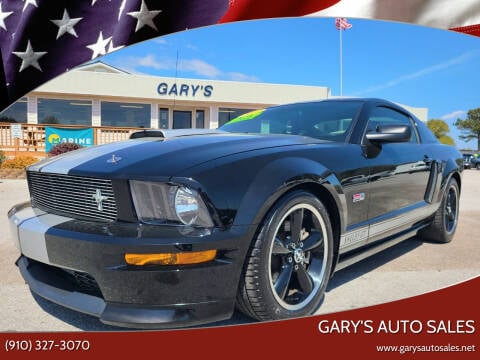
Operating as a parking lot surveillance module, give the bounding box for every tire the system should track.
[476,163,480,170]
[236,190,334,321]
[418,177,459,243]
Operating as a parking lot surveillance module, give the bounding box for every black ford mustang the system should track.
[8,98,462,328]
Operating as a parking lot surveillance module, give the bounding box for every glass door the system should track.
[173,110,192,129]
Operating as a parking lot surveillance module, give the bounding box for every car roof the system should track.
[271,97,401,107]
[265,97,427,128]
[270,97,409,114]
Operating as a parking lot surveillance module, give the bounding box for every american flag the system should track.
[335,17,352,30]
[0,0,231,111]
[220,0,340,22]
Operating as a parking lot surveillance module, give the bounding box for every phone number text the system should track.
[5,339,90,352]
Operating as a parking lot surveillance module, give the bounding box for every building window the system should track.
[38,98,92,126]
[218,108,255,127]
[173,111,192,129]
[159,108,169,129]
[196,110,205,129]
[101,101,150,128]
[0,97,27,123]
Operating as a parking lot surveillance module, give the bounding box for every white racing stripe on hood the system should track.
[29,140,143,174]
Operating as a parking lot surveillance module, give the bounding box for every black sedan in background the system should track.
[463,153,473,169]
[469,155,480,170]
[8,98,462,328]
[462,153,480,169]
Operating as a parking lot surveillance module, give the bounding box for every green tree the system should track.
[438,135,455,146]
[455,108,480,151]
[427,119,455,146]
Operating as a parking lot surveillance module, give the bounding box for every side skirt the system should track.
[334,222,429,272]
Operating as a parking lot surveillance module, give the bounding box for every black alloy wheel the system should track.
[418,177,460,243]
[444,183,458,235]
[268,203,328,309]
[236,191,333,320]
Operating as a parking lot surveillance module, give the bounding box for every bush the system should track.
[0,156,38,169]
[0,150,5,166]
[48,142,84,157]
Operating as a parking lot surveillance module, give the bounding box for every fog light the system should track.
[125,250,217,266]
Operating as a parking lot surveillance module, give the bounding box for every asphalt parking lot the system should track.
[0,171,479,331]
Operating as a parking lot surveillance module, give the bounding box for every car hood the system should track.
[28,130,327,178]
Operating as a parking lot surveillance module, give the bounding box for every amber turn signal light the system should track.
[125,250,217,266]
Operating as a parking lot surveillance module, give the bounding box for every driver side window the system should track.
[367,107,419,143]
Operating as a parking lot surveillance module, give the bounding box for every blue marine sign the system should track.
[45,127,94,152]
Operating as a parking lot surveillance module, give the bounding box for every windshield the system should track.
[219,101,363,142]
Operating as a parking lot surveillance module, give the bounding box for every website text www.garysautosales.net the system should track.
[376,344,476,354]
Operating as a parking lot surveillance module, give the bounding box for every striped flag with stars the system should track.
[335,17,352,30]
[0,0,229,111]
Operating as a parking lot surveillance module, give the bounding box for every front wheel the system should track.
[418,177,459,243]
[236,191,334,321]
[476,163,480,170]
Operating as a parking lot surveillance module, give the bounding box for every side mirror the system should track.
[366,125,411,143]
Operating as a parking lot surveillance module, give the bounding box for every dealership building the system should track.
[0,62,428,129]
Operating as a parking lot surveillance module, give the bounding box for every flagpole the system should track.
[173,49,179,110]
[339,26,343,97]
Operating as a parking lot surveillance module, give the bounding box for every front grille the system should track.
[28,172,117,222]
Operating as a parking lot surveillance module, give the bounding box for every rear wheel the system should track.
[236,191,334,321]
[476,163,480,170]
[419,177,459,243]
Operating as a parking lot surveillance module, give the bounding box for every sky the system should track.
[101,17,480,150]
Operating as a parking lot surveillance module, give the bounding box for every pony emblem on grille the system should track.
[92,189,109,211]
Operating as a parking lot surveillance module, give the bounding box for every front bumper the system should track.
[9,203,252,329]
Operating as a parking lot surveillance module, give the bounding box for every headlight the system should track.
[175,187,200,225]
[130,181,214,227]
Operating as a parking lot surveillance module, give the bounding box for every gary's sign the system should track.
[157,82,213,98]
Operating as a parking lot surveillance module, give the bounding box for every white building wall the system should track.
[209,106,219,129]
[400,104,428,122]
[150,104,159,129]
[27,96,37,124]
[35,71,330,107]
[92,99,101,126]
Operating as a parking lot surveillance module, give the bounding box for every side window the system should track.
[366,106,419,143]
